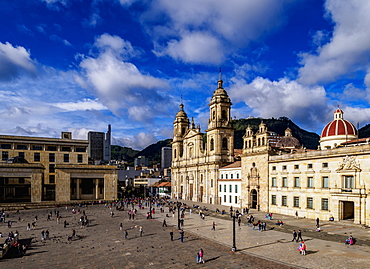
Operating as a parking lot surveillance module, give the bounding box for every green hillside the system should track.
[233,117,320,149]
[111,145,139,161]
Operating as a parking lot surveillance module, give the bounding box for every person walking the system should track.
[27,223,31,231]
[170,231,174,241]
[163,219,167,227]
[119,223,123,231]
[297,230,303,241]
[199,249,205,263]
[139,226,143,237]
[316,217,320,228]
[295,211,299,219]
[211,222,216,230]
[292,230,298,242]
[41,230,45,240]
[298,241,307,255]
[124,230,128,239]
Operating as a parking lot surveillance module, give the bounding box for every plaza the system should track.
[1,201,369,268]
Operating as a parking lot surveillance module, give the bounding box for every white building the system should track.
[218,161,242,208]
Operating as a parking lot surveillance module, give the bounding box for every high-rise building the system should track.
[104,124,111,162]
[161,147,172,170]
[134,156,148,167]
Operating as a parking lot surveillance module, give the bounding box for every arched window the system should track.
[262,137,265,145]
[210,138,214,151]
[249,140,251,148]
[258,138,261,146]
[212,111,216,120]
[181,127,185,135]
[222,138,228,149]
[201,174,203,183]
[245,141,248,149]
[174,149,177,158]
[221,174,223,179]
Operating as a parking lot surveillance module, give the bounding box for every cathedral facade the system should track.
[171,77,234,204]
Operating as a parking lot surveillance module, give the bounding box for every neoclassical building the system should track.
[171,76,234,204]
[0,132,117,203]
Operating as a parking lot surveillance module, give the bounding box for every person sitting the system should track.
[329,216,334,221]
[345,235,356,245]
[221,210,226,215]
[215,208,220,213]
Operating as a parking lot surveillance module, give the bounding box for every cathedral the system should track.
[171,76,370,226]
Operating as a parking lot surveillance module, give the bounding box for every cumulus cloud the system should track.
[228,77,329,128]
[0,42,37,81]
[113,132,157,150]
[140,0,294,64]
[53,99,107,111]
[78,33,171,121]
[298,0,370,85]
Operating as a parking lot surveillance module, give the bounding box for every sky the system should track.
[1,0,370,150]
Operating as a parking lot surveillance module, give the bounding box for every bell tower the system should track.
[206,71,234,163]
[172,101,189,161]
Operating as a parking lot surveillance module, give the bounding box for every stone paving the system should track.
[1,201,370,268]
[0,204,294,269]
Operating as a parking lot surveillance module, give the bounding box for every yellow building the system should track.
[0,132,117,203]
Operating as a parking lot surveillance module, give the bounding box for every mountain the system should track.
[111,117,320,166]
[359,124,370,138]
[233,117,320,150]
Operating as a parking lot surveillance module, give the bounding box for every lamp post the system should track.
[149,193,152,219]
[177,201,181,230]
[231,210,237,252]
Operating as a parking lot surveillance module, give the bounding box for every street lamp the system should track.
[177,201,181,230]
[149,194,152,219]
[231,210,237,252]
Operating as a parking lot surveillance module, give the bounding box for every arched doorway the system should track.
[251,189,258,209]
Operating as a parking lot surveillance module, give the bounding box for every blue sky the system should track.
[1,0,370,150]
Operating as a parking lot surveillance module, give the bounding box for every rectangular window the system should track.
[308,163,313,169]
[2,151,8,161]
[229,195,232,203]
[307,197,313,209]
[294,196,300,207]
[64,154,69,162]
[76,147,86,152]
[294,177,300,187]
[224,195,226,202]
[19,177,25,184]
[221,174,223,179]
[236,173,239,179]
[225,174,228,179]
[34,153,40,162]
[322,198,329,211]
[235,185,238,193]
[18,152,25,158]
[231,174,233,179]
[219,185,222,192]
[32,145,43,150]
[282,177,287,187]
[282,165,287,170]
[322,176,329,188]
[322,162,328,168]
[78,154,83,163]
[47,146,57,151]
[49,153,55,162]
[49,164,55,173]
[272,177,277,187]
[224,185,226,192]
[344,176,354,189]
[61,146,71,152]
[272,166,276,171]
[294,164,299,169]
[49,175,55,184]
[16,144,27,150]
[307,177,314,188]
[282,196,287,206]
[271,195,277,205]
[235,196,238,204]
[229,185,232,193]
[0,144,11,149]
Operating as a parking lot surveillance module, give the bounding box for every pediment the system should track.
[184,129,202,139]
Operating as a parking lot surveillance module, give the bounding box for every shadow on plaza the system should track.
[238,239,291,251]
[205,256,220,262]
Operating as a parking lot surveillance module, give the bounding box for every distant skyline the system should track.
[1,0,370,149]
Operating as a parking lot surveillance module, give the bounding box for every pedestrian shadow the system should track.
[25,250,49,257]
[206,256,220,262]
[305,250,318,255]
[184,237,199,243]
[238,239,286,250]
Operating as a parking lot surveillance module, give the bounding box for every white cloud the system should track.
[50,34,73,47]
[157,32,224,64]
[53,99,107,111]
[298,0,370,85]
[228,77,329,128]
[94,33,140,59]
[141,0,294,64]
[79,34,171,121]
[113,132,157,150]
[0,42,38,81]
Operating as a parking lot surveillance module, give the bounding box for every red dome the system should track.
[321,119,357,138]
[321,109,357,139]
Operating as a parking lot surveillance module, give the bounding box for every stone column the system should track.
[95,178,99,199]
[31,172,42,202]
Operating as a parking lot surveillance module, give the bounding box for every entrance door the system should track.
[199,186,203,202]
[189,184,193,200]
[251,189,258,209]
[342,201,354,220]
